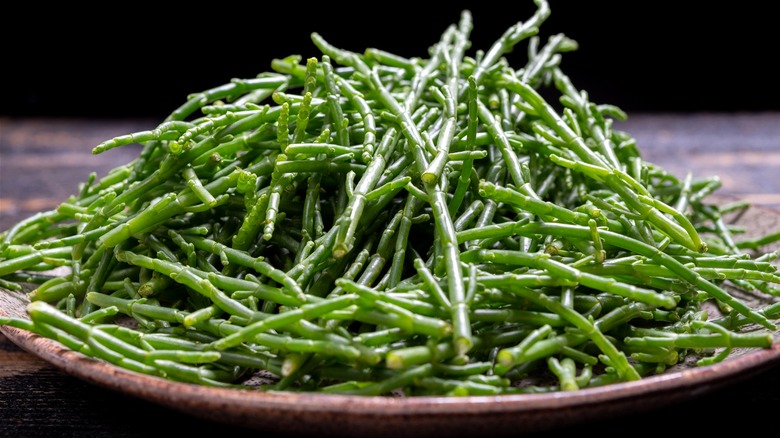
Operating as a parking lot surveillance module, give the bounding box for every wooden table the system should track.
[1,114,780,436]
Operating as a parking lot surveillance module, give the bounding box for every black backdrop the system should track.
[3,1,776,119]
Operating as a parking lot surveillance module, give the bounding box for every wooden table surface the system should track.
[1,114,780,436]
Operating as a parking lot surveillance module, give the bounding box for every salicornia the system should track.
[1,0,779,396]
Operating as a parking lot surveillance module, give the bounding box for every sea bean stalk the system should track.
[1,0,779,396]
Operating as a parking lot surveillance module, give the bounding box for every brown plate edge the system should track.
[3,297,780,437]
[2,197,780,436]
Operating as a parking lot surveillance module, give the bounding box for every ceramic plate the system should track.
[2,199,780,437]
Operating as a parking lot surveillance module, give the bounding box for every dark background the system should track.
[2,1,776,119]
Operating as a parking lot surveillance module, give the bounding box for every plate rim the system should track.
[3,197,780,434]
[2,318,779,414]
